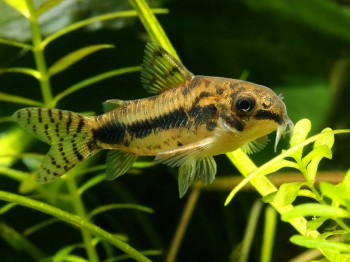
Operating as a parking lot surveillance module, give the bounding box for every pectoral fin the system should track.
[241,136,269,154]
[155,137,217,197]
[155,137,214,167]
[105,150,138,180]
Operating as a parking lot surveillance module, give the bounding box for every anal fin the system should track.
[106,150,138,180]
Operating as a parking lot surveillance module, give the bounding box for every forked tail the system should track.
[13,108,99,183]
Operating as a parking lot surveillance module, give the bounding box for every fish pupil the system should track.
[236,97,255,113]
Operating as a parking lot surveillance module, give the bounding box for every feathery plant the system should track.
[0,0,350,261]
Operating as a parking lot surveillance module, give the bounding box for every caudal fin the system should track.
[13,107,99,183]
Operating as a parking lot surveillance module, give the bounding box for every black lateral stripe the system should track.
[92,120,126,144]
[254,110,283,124]
[220,113,244,132]
[127,107,188,139]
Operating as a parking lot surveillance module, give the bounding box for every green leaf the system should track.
[87,204,154,219]
[52,243,84,262]
[314,127,334,149]
[78,174,105,195]
[290,235,350,253]
[320,182,350,208]
[282,203,350,222]
[289,119,311,162]
[0,67,40,79]
[306,217,329,231]
[298,189,317,199]
[272,182,304,207]
[48,44,114,76]
[36,0,63,16]
[0,38,32,49]
[42,9,168,47]
[302,145,332,182]
[0,203,17,214]
[3,0,29,18]
[341,169,350,190]
[51,66,140,107]
[0,92,43,106]
[259,159,299,176]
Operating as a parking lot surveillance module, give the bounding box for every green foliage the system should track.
[0,0,350,261]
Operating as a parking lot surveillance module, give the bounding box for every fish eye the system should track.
[236,97,255,113]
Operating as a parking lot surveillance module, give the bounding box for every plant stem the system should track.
[0,190,151,261]
[65,175,100,262]
[25,0,53,106]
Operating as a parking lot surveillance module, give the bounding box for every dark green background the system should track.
[0,0,349,261]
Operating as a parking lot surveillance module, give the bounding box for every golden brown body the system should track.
[13,43,293,197]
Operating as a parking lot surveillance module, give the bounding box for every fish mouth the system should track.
[274,116,294,152]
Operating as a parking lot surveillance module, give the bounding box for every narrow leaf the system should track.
[290,235,350,252]
[48,45,114,76]
[42,9,168,48]
[0,38,32,50]
[282,203,350,222]
[51,66,140,106]
[0,203,17,214]
[87,204,154,219]
[0,92,43,106]
[3,0,30,18]
[0,67,40,79]
[36,0,63,16]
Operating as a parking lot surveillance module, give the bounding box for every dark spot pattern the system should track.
[216,87,224,95]
[220,113,244,132]
[27,109,31,124]
[71,139,84,161]
[37,108,42,123]
[254,110,283,124]
[66,112,72,134]
[206,121,217,131]
[77,117,84,133]
[169,66,180,76]
[48,109,54,123]
[44,123,51,141]
[190,104,218,126]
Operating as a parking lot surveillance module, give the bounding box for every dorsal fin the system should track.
[141,43,194,94]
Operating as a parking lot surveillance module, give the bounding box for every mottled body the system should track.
[13,43,293,197]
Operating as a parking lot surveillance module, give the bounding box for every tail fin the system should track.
[13,107,99,183]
